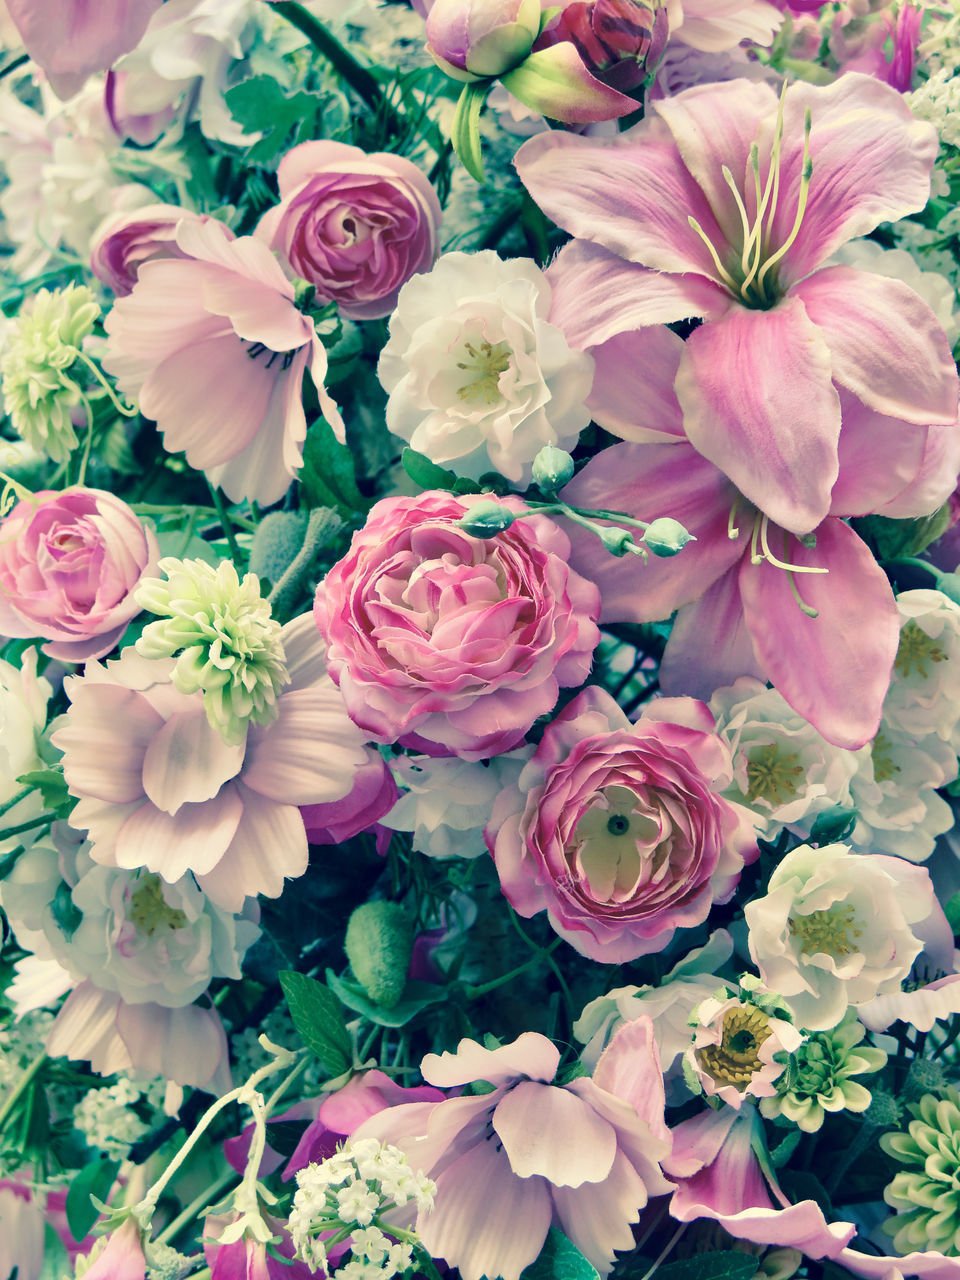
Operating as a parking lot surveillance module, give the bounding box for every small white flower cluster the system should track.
[0,1009,53,1095]
[289,1138,436,1277]
[909,66,960,150]
[72,1077,155,1159]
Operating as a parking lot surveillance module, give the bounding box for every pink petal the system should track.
[196,785,308,911]
[551,1150,650,1277]
[857,974,960,1034]
[116,1000,230,1092]
[584,328,687,443]
[675,296,841,536]
[242,687,369,805]
[874,421,960,520]
[500,43,637,125]
[561,441,743,623]
[46,984,132,1076]
[794,267,959,426]
[671,0,782,52]
[54,684,161,804]
[660,567,765,701]
[418,1139,552,1280]
[175,219,295,299]
[591,1018,669,1142]
[517,119,732,279]
[546,241,728,350]
[687,1201,856,1260]
[838,1246,960,1280]
[115,784,244,880]
[7,0,161,98]
[492,1082,617,1187]
[830,393,941,518]
[200,265,312,353]
[739,517,899,749]
[279,613,329,691]
[141,709,245,815]
[421,1033,559,1089]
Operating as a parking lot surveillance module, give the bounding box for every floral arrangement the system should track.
[3,1,960,1279]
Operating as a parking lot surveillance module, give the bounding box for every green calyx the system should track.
[881,1087,960,1257]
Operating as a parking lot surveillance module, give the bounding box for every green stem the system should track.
[155,1167,238,1246]
[0,814,51,841]
[0,1051,47,1133]
[463,939,562,998]
[71,349,138,417]
[0,53,28,82]
[206,481,242,563]
[886,556,942,579]
[0,785,33,821]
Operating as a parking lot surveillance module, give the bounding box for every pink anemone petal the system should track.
[517,120,732,278]
[793,267,959,426]
[195,785,308,911]
[584,327,687,443]
[199,267,311,353]
[53,684,161,805]
[669,0,782,52]
[242,687,369,805]
[279,613,329,692]
[659,568,765,701]
[591,1017,669,1141]
[837,1246,960,1280]
[680,1200,856,1260]
[561,441,743,623]
[551,1150,650,1277]
[79,1218,145,1280]
[139,334,276,469]
[546,240,729,350]
[46,984,133,1077]
[141,709,246,815]
[115,1000,230,1093]
[492,1082,617,1187]
[175,219,295,299]
[421,1033,559,1089]
[114,784,244,881]
[676,296,841,536]
[857,974,960,1034]
[739,517,899,749]
[418,1139,553,1280]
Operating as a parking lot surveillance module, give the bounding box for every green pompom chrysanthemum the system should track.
[1,285,100,463]
[135,557,288,744]
[881,1087,960,1256]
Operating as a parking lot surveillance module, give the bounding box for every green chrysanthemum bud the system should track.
[642,517,696,557]
[458,500,515,537]
[760,1010,886,1133]
[904,1057,948,1102]
[531,444,575,494]
[249,511,310,584]
[135,557,288,745]
[344,901,415,1010]
[1,285,100,463]
[881,1087,960,1256]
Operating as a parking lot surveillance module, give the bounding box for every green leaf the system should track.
[769,1128,803,1169]
[40,1222,72,1280]
[300,418,365,515]
[265,1119,312,1158]
[401,447,458,493]
[520,1227,600,1280]
[279,970,352,1076]
[656,1253,759,1280]
[51,880,82,941]
[451,81,489,183]
[945,890,960,935]
[0,843,25,880]
[65,1158,120,1243]
[854,507,952,562]
[17,768,70,813]
[224,76,323,167]
[326,969,446,1028]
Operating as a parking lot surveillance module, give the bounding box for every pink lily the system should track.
[516,73,957,536]
[560,325,960,749]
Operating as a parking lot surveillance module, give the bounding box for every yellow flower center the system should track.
[894,620,947,680]
[871,729,901,784]
[128,874,187,938]
[456,340,512,406]
[696,1006,773,1088]
[570,785,665,902]
[789,904,862,959]
[745,742,804,805]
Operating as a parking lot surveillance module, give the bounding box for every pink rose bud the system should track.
[0,486,159,662]
[543,0,668,93]
[90,205,231,297]
[426,0,542,80]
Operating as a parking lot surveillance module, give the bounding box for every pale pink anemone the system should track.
[78,1217,146,1280]
[663,0,782,52]
[665,1104,960,1280]
[5,0,161,99]
[488,686,758,962]
[90,204,231,297]
[559,325,960,748]
[102,218,344,507]
[313,491,601,760]
[0,486,159,663]
[50,615,376,912]
[516,73,958,538]
[354,1022,673,1280]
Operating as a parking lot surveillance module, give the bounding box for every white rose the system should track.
[378,250,594,485]
[881,590,960,750]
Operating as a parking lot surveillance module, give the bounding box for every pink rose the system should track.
[90,205,231,296]
[256,140,442,321]
[313,491,601,759]
[488,686,759,962]
[0,487,159,663]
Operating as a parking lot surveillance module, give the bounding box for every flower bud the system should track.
[541,0,667,93]
[344,902,416,1009]
[532,444,576,493]
[458,500,516,537]
[597,525,637,556]
[808,803,859,845]
[426,0,542,81]
[642,517,695,557]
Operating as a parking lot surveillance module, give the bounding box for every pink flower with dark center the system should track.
[488,685,758,962]
[91,205,231,296]
[50,615,374,911]
[355,1022,673,1280]
[102,218,344,506]
[558,325,960,748]
[313,491,600,760]
[0,486,158,662]
[516,73,957,537]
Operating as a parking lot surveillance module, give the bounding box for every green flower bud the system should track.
[597,525,638,557]
[458,500,516,537]
[344,901,416,1010]
[642,517,695,557]
[531,444,575,493]
[249,511,309,585]
[809,803,859,845]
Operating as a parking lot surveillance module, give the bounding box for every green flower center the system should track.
[894,620,947,680]
[456,340,512,406]
[745,742,804,805]
[871,729,902,783]
[788,904,862,959]
[129,875,187,938]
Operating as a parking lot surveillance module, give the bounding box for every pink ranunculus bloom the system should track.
[256,140,442,321]
[313,491,601,760]
[6,0,161,99]
[516,73,957,538]
[102,218,344,507]
[488,685,758,962]
[90,205,232,296]
[50,615,373,910]
[840,2,924,91]
[558,324,960,748]
[0,486,159,663]
[355,1022,673,1280]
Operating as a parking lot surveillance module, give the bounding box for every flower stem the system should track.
[463,939,562,998]
[0,1051,47,1134]
[206,481,242,563]
[0,814,51,841]
[154,1167,238,1246]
